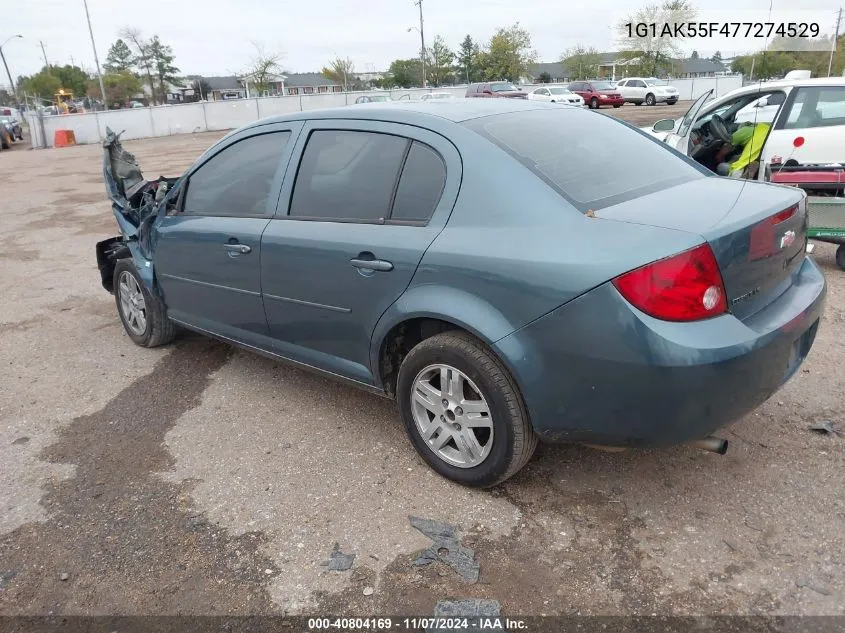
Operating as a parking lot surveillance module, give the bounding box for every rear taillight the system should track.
[749,204,799,261]
[612,244,728,322]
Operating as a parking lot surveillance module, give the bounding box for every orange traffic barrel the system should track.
[54,130,77,147]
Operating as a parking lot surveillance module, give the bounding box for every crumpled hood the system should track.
[102,127,180,254]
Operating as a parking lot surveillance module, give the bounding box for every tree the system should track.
[426,35,455,86]
[385,58,423,88]
[190,78,212,102]
[616,0,697,76]
[0,88,12,105]
[322,56,355,91]
[121,28,156,104]
[483,22,537,82]
[690,50,699,59]
[148,36,181,103]
[244,44,283,96]
[538,71,552,83]
[562,44,602,80]
[91,71,142,107]
[711,51,722,63]
[51,65,90,98]
[455,34,484,83]
[18,69,62,100]
[104,39,135,74]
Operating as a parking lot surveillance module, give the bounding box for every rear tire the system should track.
[0,130,9,149]
[396,331,537,488]
[634,101,642,106]
[836,244,845,271]
[589,97,599,109]
[613,104,621,108]
[113,259,177,348]
[645,93,656,106]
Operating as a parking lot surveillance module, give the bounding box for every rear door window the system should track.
[289,130,409,221]
[465,109,705,212]
[390,142,447,223]
[783,86,845,129]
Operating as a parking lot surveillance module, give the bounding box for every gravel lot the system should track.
[1,103,843,617]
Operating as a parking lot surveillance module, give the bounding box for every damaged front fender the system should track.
[99,127,181,296]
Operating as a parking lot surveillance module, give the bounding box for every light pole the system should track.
[0,34,23,99]
[409,0,426,87]
[407,26,426,88]
[82,0,107,106]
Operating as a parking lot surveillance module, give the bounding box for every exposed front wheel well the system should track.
[379,318,470,398]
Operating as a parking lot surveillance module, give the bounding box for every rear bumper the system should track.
[494,256,827,447]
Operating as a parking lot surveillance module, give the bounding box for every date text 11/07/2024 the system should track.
[624,21,820,39]
[307,617,528,631]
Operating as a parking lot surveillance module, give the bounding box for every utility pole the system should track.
[82,0,107,106]
[828,7,842,77]
[414,0,426,88]
[39,40,49,69]
[0,35,22,98]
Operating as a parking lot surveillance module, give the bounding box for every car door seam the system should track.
[158,272,262,297]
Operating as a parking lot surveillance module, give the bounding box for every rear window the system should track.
[464,109,705,211]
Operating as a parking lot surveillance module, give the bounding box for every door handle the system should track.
[224,243,251,254]
[350,257,393,272]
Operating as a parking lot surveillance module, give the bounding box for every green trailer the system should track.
[807,197,845,270]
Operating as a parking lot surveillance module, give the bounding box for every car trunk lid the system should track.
[597,177,808,320]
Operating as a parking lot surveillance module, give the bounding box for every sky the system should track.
[3,0,842,87]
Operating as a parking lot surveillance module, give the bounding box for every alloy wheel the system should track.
[118,271,148,336]
[410,363,494,468]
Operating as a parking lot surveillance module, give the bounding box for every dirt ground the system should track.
[1,103,844,618]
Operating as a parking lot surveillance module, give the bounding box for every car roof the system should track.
[722,76,845,99]
[247,99,565,126]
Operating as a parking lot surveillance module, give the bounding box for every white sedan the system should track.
[527,86,585,106]
[420,92,456,101]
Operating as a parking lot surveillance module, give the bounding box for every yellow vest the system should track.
[730,123,771,172]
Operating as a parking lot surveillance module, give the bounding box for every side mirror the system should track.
[755,98,769,108]
[652,118,676,132]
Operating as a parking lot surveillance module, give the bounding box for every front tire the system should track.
[396,331,537,488]
[645,93,656,106]
[113,259,176,348]
[0,130,9,149]
[589,97,599,109]
[836,244,845,271]
[613,104,622,108]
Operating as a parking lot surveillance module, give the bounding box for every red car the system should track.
[465,82,527,99]
[568,81,624,109]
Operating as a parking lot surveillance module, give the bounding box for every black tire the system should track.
[396,330,537,488]
[0,130,9,150]
[113,259,177,348]
[645,93,656,106]
[836,244,845,271]
[589,97,599,109]
[666,99,677,106]
[634,101,642,106]
[613,104,622,108]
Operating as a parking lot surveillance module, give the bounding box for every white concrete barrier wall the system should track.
[30,79,743,148]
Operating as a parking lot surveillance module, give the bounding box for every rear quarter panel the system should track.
[370,124,704,382]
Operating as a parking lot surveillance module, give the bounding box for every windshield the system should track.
[372,95,390,102]
[591,82,614,91]
[465,109,704,211]
[491,82,519,92]
[549,88,570,94]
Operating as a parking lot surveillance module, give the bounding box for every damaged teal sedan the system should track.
[97,100,826,487]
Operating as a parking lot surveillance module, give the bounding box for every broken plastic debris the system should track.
[409,516,479,583]
[325,542,355,571]
[809,421,838,436]
[429,600,502,633]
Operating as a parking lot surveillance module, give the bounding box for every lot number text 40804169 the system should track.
[307,617,529,630]
[624,21,820,39]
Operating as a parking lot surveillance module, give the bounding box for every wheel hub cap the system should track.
[118,271,147,336]
[410,364,494,468]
